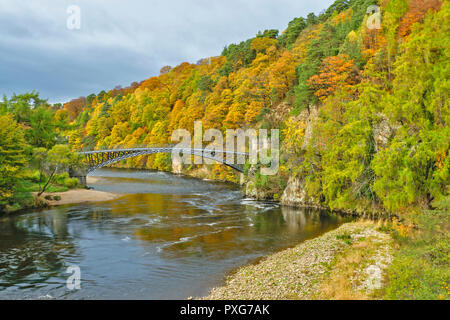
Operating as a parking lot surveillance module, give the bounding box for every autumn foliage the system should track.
[64,97,86,120]
[1,0,448,300]
[307,54,358,100]
[399,0,442,37]
[55,0,449,211]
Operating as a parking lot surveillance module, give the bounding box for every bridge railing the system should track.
[78,145,249,156]
[77,144,174,153]
[77,145,249,173]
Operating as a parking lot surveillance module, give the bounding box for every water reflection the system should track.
[0,168,350,299]
[0,210,77,294]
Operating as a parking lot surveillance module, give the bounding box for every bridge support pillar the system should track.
[69,167,88,187]
[240,173,245,185]
[75,175,87,187]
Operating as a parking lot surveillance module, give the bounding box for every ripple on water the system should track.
[0,168,350,299]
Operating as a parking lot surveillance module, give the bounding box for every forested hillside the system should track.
[1,0,448,215]
[56,0,448,216]
[1,0,448,300]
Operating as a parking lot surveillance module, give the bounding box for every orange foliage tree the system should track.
[269,51,298,100]
[64,97,86,120]
[307,54,359,101]
[399,0,442,37]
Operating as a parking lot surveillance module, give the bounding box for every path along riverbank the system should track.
[202,221,393,300]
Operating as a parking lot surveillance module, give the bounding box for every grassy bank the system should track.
[2,169,81,214]
[383,198,449,300]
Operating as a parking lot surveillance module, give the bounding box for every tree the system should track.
[6,91,47,124]
[0,115,27,208]
[27,106,58,148]
[31,147,49,195]
[64,97,86,121]
[282,117,305,155]
[269,51,298,100]
[197,75,214,92]
[0,95,8,115]
[34,145,78,196]
[306,13,317,25]
[279,17,307,48]
[251,37,278,53]
[86,93,96,106]
[372,3,449,210]
[399,0,442,37]
[323,0,351,19]
[257,29,279,39]
[294,22,346,110]
[307,54,358,101]
[220,38,256,75]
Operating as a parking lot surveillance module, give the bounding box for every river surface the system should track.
[0,168,350,299]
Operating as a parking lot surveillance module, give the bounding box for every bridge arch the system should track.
[78,147,247,174]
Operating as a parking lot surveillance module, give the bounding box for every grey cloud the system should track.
[0,0,334,103]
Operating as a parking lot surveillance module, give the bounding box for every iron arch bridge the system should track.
[78,147,248,174]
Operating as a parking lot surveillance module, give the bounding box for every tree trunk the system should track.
[37,167,57,197]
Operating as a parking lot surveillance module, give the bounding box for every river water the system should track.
[0,168,349,299]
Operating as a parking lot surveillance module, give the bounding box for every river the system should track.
[0,168,350,299]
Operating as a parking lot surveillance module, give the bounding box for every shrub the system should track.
[54,172,70,185]
[336,233,353,245]
[384,197,450,300]
[63,177,79,189]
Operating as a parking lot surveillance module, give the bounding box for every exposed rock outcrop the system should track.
[280,176,317,207]
[243,104,321,204]
[244,180,270,200]
[299,104,320,149]
[372,115,398,152]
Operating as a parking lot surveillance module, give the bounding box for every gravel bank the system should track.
[202,221,392,300]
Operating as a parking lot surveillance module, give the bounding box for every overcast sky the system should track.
[0,0,334,103]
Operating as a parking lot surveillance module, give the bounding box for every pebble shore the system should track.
[202,221,392,300]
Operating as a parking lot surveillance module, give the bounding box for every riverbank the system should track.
[1,188,120,216]
[35,176,119,206]
[202,221,393,300]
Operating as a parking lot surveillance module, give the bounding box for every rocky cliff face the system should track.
[244,180,270,200]
[300,105,320,149]
[242,104,395,216]
[243,165,273,200]
[372,114,398,152]
[280,105,321,207]
[243,104,321,206]
[280,176,318,207]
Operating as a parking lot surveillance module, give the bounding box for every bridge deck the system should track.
[78,147,248,173]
